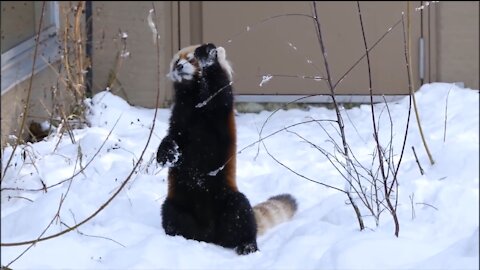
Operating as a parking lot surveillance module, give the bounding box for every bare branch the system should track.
[2,1,47,183]
[0,2,164,248]
[222,13,316,45]
[411,146,424,175]
[5,146,76,267]
[443,87,452,142]
[406,1,435,165]
[65,210,126,248]
[1,116,122,193]
[261,140,346,193]
[312,0,364,230]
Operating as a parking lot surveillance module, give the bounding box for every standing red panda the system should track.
[157,43,297,255]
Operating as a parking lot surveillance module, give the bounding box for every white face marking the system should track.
[168,56,197,82]
[167,44,234,82]
[167,45,200,82]
[167,54,180,81]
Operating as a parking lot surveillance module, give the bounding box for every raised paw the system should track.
[195,43,217,68]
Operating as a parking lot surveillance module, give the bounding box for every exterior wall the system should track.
[197,1,423,96]
[1,1,73,148]
[91,1,174,108]
[2,1,478,149]
[87,1,478,107]
[1,62,69,148]
[1,1,36,53]
[436,1,479,89]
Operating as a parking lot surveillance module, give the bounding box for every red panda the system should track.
[157,43,297,255]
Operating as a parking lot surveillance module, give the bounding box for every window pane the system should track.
[34,1,55,32]
[1,1,55,54]
[1,1,36,53]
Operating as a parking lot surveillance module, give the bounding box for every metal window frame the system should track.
[1,2,60,94]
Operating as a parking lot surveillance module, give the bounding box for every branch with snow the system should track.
[147,8,160,44]
[259,75,273,87]
[195,82,233,108]
[0,6,165,266]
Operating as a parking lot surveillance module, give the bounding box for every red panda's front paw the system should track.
[156,138,180,167]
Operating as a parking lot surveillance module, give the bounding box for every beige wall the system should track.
[194,1,424,96]
[88,1,478,107]
[2,1,479,148]
[436,1,479,89]
[1,1,36,53]
[91,1,174,108]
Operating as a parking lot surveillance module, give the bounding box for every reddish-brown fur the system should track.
[225,109,238,192]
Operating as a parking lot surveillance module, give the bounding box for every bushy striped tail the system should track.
[253,194,298,236]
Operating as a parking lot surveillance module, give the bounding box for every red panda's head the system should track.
[167,43,233,83]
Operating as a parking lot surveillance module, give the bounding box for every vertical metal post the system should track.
[419,37,424,85]
[419,1,425,85]
[85,1,93,97]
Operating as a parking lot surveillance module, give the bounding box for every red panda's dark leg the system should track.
[214,191,258,255]
[161,198,215,242]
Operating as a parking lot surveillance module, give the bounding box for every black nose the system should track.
[175,63,183,71]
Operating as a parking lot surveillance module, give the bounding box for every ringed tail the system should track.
[253,194,298,236]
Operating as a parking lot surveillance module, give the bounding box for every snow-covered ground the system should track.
[1,82,478,269]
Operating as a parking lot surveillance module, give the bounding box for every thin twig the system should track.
[283,130,373,208]
[2,1,47,183]
[0,3,163,248]
[312,1,364,231]
[254,94,337,160]
[222,13,316,45]
[65,210,126,247]
[195,82,233,108]
[261,140,346,193]
[391,12,414,194]
[357,1,385,228]
[243,8,410,163]
[409,193,416,220]
[1,116,122,193]
[411,146,424,175]
[215,118,338,174]
[257,74,326,82]
[415,202,439,211]
[333,16,404,90]
[7,196,34,203]
[407,1,435,165]
[5,149,77,267]
[443,87,452,142]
